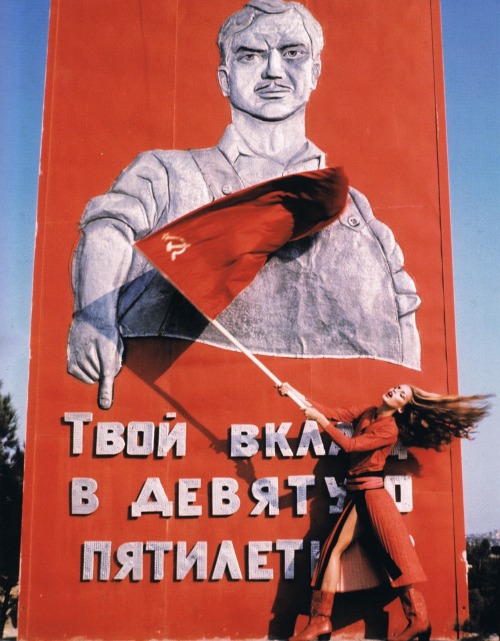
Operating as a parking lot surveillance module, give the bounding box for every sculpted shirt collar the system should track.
[217,124,326,184]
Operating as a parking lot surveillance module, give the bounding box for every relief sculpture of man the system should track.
[68,0,421,409]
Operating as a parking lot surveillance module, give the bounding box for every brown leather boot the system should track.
[389,588,432,641]
[289,590,334,641]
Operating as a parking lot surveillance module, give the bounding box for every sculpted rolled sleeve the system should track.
[81,152,171,240]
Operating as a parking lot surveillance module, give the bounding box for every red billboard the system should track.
[20,1,466,639]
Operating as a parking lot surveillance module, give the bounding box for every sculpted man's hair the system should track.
[217,0,324,64]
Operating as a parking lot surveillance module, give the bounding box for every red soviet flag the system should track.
[135,167,348,320]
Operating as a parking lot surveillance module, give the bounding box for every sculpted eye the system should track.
[282,47,307,60]
[237,52,261,63]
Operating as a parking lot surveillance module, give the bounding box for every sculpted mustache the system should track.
[255,82,293,91]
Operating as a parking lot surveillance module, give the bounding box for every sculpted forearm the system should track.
[68,219,135,409]
[72,220,135,323]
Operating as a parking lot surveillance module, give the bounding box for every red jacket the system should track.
[312,401,398,476]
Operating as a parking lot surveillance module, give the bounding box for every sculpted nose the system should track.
[262,49,285,78]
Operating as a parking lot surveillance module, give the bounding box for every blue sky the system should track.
[0,0,498,534]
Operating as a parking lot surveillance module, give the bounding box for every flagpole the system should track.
[207,317,308,410]
[135,168,349,413]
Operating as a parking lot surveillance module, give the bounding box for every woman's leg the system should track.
[389,587,431,641]
[289,506,362,641]
[320,503,362,593]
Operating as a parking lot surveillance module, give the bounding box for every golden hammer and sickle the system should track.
[161,233,191,261]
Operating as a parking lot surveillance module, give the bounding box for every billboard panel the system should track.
[20,1,466,639]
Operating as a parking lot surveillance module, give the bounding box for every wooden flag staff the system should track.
[134,168,349,414]
[207,316,308,410]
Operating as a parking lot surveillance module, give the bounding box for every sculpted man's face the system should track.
[218,11,321,122]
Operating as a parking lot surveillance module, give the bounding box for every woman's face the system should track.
[382,384,412,411]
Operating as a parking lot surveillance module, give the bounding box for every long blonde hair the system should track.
[394,387,492,450]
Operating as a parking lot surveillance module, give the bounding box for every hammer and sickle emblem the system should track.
[161,233,191,261]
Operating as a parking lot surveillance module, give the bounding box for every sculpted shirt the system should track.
[79,125,421,368]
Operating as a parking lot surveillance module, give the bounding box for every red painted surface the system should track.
[20,1,467,639]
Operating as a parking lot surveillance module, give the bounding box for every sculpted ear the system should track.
[311,61,321,89]
[218,65,230,97]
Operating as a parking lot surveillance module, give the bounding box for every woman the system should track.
[278,383,490,641]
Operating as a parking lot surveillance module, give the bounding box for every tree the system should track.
[0,382,24,639]
[466,539,500,635]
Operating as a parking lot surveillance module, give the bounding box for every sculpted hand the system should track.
[67,317,124,410]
